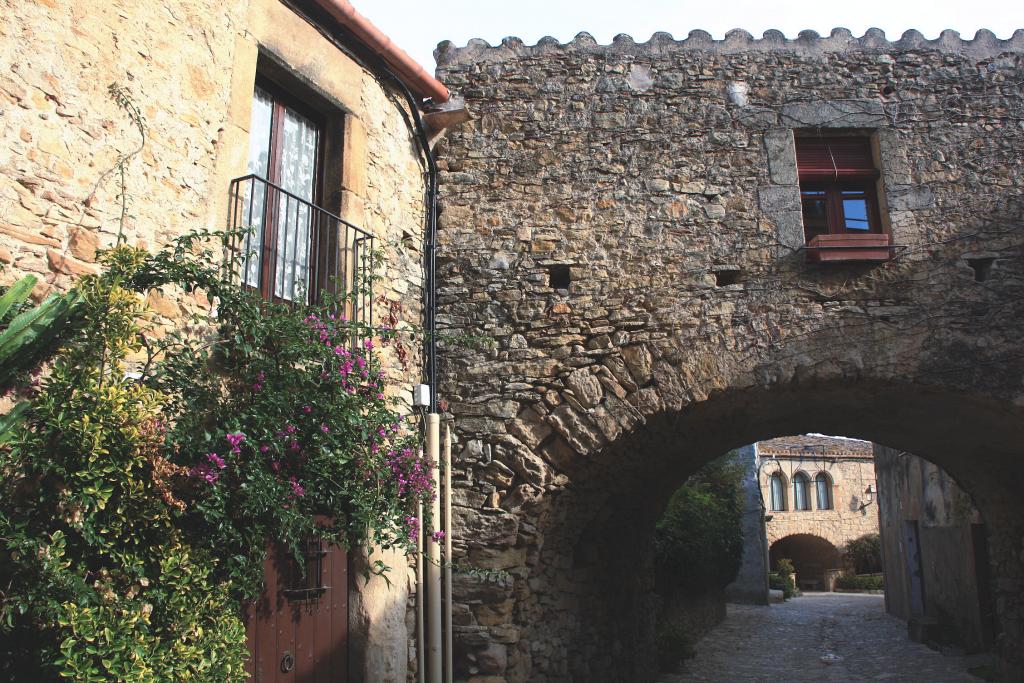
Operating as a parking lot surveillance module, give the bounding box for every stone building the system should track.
[758,435,879,591]
[1,1,454,679]
[6,3,1024,680]
[434,28,1024,682]
[875,444,998,653]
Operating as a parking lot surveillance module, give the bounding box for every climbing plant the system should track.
[0,237,431,680]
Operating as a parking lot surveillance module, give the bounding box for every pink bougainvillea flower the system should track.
[189,462,219,484]
[225,432,245,455]
[431,530,446,543]
[405,515,420,541]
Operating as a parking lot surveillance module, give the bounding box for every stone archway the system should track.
[769,534,844,590]
[434,30,1024,682]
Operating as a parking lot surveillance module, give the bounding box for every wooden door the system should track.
[244,536,348,682]
[902,520,925,616]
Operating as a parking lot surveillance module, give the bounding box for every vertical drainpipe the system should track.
[426,413,443,683]
[443,423,453,682]
[416,497,426,683]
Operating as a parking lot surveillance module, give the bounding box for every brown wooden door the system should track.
[244,537,348,682]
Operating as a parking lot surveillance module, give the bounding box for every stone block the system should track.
[621,345,653,385]
[506,410,552,450]
[545,404,606,455]
[342,116,369,198]
[67,227,99,262]
[764,129,797,185]
[780,99,885,128]
[757,185,800,214]
[475,599,515,626]
[453,507,519,548]
[46,248,95,277]
[496,436,552,488]
[564,367,603,408]
[469,546,528,570]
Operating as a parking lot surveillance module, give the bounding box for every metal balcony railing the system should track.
[225,174,374,327]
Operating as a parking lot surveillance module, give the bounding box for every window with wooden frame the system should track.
[796,135,890,262]
[243,79,326,303]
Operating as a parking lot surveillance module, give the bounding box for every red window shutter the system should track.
[795,137,877,180]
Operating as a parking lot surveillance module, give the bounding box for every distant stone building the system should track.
[875,445,998,653]
[758,435,880,591]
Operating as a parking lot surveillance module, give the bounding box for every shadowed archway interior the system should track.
[496,381,1024,682]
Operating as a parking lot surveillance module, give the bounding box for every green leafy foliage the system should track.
[654,453,745,594]
[143,234,428,596]
[844,533,883,574]
[655,619,698,670]
[0,238,429,679]
[769,558,797,599]
[654,453,745,669]
[0,275,84,395]
[835,572,885,590]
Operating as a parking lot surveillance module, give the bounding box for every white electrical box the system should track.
[413,384,431,407]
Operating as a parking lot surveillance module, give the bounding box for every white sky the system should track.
[366,0,1024,73]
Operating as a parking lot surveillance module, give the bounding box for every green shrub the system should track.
[654,454,745,668]
[768,559,797,598]
[0,252,248,679]
[844,533,883,574]
[0,240,429,679]
[835,573,885,591]
[654,454,745,595]
[656,618,698,671]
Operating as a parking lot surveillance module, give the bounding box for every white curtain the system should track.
[273,108,318,302]
[241,87,273,288]
[770,473,786,512]
[793,474,809,511]
[815,474,832,510]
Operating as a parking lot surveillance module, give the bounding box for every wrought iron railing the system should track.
[225,174,374,327]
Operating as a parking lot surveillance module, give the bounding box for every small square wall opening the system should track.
[714,269,742,287]
[967,257,995,283]
[549,265,571,289]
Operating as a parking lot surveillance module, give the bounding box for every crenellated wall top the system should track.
[435,27,1024,67]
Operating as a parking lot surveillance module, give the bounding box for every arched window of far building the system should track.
[793,472,811,511]
[815,472,834,510]
[770,472,787,511]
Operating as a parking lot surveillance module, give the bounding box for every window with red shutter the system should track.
[796,135,889,262]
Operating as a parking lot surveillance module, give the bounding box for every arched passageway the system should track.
[506,385,1022,682]
[433,29,1024,683]
[769,534,843,591]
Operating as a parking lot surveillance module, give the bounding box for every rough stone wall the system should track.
[724,444,769,604]
[875,444,995,652]
[434,29,1024,682]
[0,1,428,680]
[758,437,879,553]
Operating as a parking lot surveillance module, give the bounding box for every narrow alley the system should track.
[659,594,991,683]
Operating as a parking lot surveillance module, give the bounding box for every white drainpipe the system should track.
[416,497,425,683]
[426,413,443,683]
[443,422,453,682]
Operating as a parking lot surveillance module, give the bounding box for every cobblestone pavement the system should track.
[659,593,986,682]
